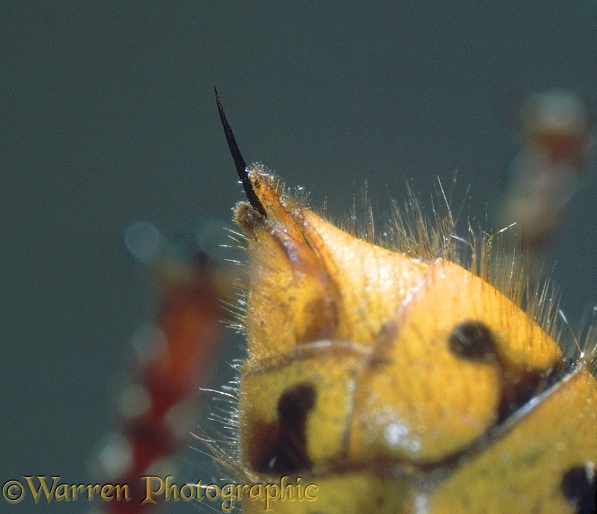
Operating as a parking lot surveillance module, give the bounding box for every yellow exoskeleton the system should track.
[213,90,597,514]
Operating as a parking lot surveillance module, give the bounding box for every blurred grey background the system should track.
[1,2,596,513]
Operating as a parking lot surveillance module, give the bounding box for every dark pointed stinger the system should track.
[214,87,267,217]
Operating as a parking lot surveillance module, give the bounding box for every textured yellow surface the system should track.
[233,166,596,513]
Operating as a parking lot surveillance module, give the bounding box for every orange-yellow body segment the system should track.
[420,365,597,513]
[233,166,597,513]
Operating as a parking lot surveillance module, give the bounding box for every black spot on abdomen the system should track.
[447,320,573,424]
[248,382,316,474]
[448,321,498,362]
[561,464,597,514]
